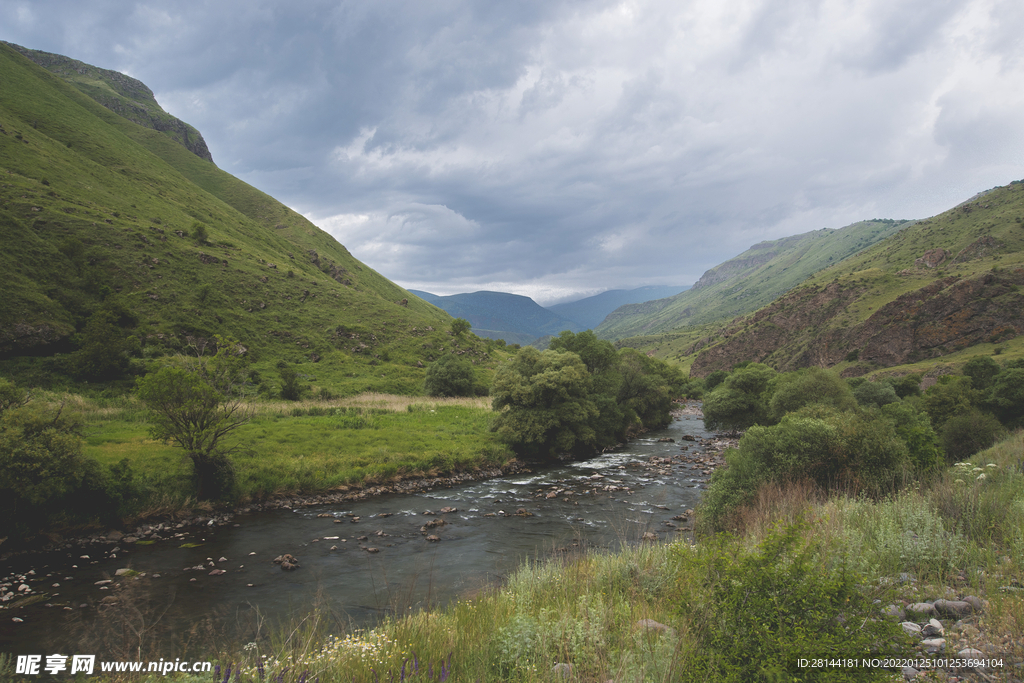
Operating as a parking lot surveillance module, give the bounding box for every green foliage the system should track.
[616,349,680,431]
[768,366,856,421]
[921,375,982,431]
[549,330,618,376]
[885,374,922,399]
[279,363,304,401]
[879,401,942,471]
[69,308,134,381]
[424,354,476,397]
[704,369,729,391]
[852,380,899,409]
[702,363,776,432]
[490,347,600,459]
[449,317,471,337]
[963,355,1001,391]
[939,409,1005,462]
[675,521,904,682]
[987,367,1024,428]
[136,366,250,498]
[190,220,210,245]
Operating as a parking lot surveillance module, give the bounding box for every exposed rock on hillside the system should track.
[690,269,1024,376]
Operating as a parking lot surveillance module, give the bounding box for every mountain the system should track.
[545,285,690,330]
[684,182,1024,376]
[594,220,908,340]
[0,43,474,393]
[408,290,584,345]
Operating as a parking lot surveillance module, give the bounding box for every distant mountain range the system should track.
[409,285,690,345]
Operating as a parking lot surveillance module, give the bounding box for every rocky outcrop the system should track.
[691,269,1024,376]
[0,322,74,357]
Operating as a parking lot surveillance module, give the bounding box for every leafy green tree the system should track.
[450,317,471,338]
[940,409,1005,462]
[768,367,856,421]
[616,349,681,431]
[885,373,922,399]
[921,375,982,431]
[549,330,630,442]
[69,309,133,381]
[852,380,899,409]
[279,363,304,401]
[702,363,777,432]
[0,379,87,536]
[490,348,600,459]
[548,330,618,376]
[880,401,942,471]
[963,355,1001,391]
[703,369,729,391]
[136,366,250,498]
[424,354,476,397]
[987,367,1024,429]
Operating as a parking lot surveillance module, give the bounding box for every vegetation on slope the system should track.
[597,219,907,340]
[0,42,491,397]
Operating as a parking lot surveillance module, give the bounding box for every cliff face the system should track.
[5,42,214,163]
[690,268,1024,376]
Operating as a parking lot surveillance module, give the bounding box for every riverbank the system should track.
[51,431,1018,683]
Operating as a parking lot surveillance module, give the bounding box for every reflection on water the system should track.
[1,413,715,657]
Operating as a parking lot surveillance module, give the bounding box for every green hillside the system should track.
[596,219,907,340]
[685,182,1024,376]
[0,43,483,395]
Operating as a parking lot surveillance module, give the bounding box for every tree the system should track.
[279,363,304,401]
[702,363,777,432]
[450,318,471,338]
[0,379,87,536]
[70,309,133,381]
[136,366,250,498]
[851,380,898,409]
[490,348,600,459]
[987,368,1024,429]
[963,356,1001,391]
[424,354,476,397]
[768,367,856,421]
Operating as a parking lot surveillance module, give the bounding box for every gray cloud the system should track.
[4,0,1024,304]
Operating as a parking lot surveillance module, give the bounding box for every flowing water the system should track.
[1,411,717,658]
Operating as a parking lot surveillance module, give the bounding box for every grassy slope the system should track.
[679,181,1024,376]
[596,220,907,340]
[0,43,503,395]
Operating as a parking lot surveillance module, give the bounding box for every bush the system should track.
[490,348,599,459]
[939,409,1005,462]
[852,380,898,409]
[424,354,476,397]
[768,366,856,421]
[702,363,776,432]
[963,355,1001,391]
[279,363,304,401]
[987,367,1024,428]
[675,521,906,681]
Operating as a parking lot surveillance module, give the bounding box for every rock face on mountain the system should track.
[5,42,214,163]
[689,270,1024,376]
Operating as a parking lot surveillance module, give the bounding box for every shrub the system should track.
[279,363,304,401]
[675,521,906,681]
[768,366,856,421]
[702,363,776,432]
[962,355,1001,391]
[490,348,599,459]
[424,354,475,397]
[987,367,1024,428]
[852,380,898,409]
[939,409,1005,462]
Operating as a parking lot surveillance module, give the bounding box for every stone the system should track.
[635,619,675,636]
[906,602,936,617]
[920,638,945,653]
[426,535,440,542]
[961,595,984,611]
[921,619,944,637]
[551,663,572,679]
[641,532,658,542]
[114,568,133,576]
[901,622,922,636]
[901,666,919,680]
[883,604,906,619]
[209,569,226,576]
[933,599,972,618]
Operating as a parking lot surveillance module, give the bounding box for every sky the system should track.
[4,0,1024,305]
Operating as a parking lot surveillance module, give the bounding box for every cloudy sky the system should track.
[5,0,1024,304]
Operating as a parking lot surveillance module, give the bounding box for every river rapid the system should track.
[1,408,731,659]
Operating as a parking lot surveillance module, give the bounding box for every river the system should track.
[0,409,725,660]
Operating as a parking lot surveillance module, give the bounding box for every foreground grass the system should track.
[67,433,1023,682]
